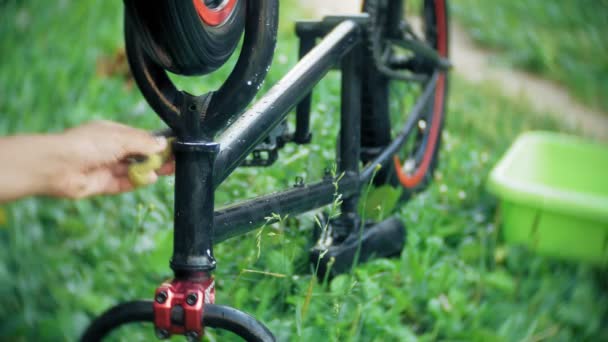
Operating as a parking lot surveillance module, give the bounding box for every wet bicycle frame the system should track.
[83,0,449,340]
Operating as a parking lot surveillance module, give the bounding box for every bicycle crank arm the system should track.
[388,37,452,71]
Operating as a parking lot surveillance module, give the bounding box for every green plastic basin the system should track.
[487,132,608,265]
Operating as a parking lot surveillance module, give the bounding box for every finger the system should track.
[62,121,168,167]
[157,160,176,176]
[96,121,166,157]
[88,168,134,196]
[104,176,137,195]
[61,168,132,198]
[119,132,167,157]
[110,162,130,177]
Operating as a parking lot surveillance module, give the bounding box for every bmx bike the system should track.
[82,0,450,340]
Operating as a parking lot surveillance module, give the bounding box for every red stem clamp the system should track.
[153,274,215,339]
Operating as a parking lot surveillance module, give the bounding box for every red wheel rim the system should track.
[393,0,448,189]
[193,0,238,26]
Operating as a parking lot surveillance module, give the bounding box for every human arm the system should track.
[0,120,174,203]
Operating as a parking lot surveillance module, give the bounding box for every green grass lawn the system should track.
[452,0,608,113]
[1,1,607,341]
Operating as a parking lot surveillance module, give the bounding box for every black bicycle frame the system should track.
[80,2,447,338]
[128,11,438,276]
[212,14,441,241]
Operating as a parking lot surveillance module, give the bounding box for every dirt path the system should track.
[299,0,608,141]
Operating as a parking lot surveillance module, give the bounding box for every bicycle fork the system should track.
[153,105,218,339]
[152,95,272,341]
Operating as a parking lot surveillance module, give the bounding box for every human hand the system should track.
[0,120,175,202]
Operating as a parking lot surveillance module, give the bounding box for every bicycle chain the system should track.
[364,0,390,74]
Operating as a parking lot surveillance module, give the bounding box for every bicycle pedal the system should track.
[310,216,406,280]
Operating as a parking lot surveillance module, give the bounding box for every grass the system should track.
[452,0,608,113]
[1,1,607,341]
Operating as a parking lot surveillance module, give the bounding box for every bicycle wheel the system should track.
[80,301,275,341]
[123,0,245,76]
[361,0,449,198]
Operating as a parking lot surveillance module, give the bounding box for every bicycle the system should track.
[82,0,450,340]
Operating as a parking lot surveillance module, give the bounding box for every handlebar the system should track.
[80,300,275,341]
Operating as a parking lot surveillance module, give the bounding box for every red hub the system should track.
[193,0,239,26]
[153,274,215,339]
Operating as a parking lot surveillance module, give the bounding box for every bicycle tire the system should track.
[123,0,245,76]
[361,0,449,196]
[80,300,275,341]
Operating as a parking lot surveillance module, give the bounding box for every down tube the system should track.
[213,175,359,243]
[212,20,363,188]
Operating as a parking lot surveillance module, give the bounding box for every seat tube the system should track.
[336,43,363,237]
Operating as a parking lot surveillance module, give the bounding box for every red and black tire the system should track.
[124,0,245,76]
[361,0,449,195]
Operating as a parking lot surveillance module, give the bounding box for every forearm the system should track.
[1,121,171,203]
[0,134,65,203]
